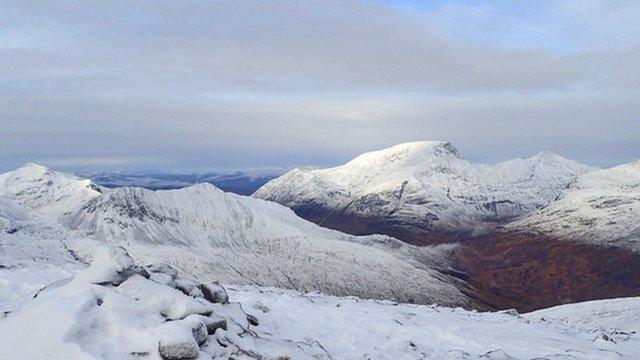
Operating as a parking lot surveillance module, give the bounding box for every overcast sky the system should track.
[1,0,638,172]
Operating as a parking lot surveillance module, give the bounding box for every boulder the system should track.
[156,321,200,360]
[203,314,227,334]
[198,283,229,304]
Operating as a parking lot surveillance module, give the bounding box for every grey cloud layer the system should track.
[0,0,638,170]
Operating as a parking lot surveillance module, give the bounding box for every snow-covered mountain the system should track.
[0,163,103,216]
[0,164,471,307]
[254,141,596,244]
[510,161,640,252]
[64,183,469,306]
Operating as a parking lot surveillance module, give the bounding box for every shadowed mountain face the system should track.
[451,232,640,312]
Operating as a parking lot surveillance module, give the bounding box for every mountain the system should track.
[509,161,640,252]
[0,164,471,308]
[254,141,596,245]
[453,162,640,312]
[64,183,470,307]
[83,168,284,195]
[0,163,103,216]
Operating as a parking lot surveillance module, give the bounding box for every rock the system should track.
[145,263,179,279]
[498,308,519,317]
[479,349,518,360]
[188,287,204,299]
[156,321,201,360]
[182,315,209,346]
[117,275,214,320]
[198,283,229,304]
[246,314,259,327]
[203,314,227,334]
[79,246,142,285]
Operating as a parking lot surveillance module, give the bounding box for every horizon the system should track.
[2,0,638,172]
[0,140,630,174]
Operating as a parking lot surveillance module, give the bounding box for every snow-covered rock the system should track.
[0,163,103,216]
[0,246,327,359]
[254,141,595,243]
[510,161,640,251]
[63,182,470,306]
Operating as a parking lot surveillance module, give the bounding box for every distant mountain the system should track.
[510,161,640,252]
[0,163,103,216]
[254,141,596,245]
[82,168,285,195]
[0,164,471,308]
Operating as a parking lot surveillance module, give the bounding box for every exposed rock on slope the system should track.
[509,161,640,252]
[254,141,595,245]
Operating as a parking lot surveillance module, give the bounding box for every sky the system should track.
[1,0,638,172]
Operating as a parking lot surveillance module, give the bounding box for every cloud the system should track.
[0,0,638,171]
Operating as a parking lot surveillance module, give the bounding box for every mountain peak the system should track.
[345,141,460,168]
[531,151,566,161]
[16,162,50,174]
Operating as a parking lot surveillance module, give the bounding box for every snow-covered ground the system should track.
[1,249,638,359]
[510,161,640,251]
[229,286,640,359]
[0,247,328,359]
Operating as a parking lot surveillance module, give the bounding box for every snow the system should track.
[2,259,639,359]
[0,163,103,216]
[254,141,596,235]
[116,275,214,320]
[0,246,331,359]
[227,285,640,359]
[0,163,471,306]
[63,182,470,306]
[0,264,79,313]
[1,161,637,359]
[511,161,640,251]
[77,246,136,285]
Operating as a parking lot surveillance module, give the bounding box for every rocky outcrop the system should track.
[4,246,329,359]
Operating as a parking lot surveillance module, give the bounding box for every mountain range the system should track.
[0,163,470,308]
[1,141,639,358]
[2,141,639,312]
